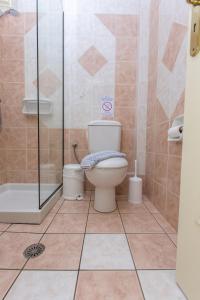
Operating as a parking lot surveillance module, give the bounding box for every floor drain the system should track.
[23,243,45,259]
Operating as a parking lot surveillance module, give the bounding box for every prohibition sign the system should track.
[102,101,112,112]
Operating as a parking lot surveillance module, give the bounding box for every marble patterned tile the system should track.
[76,271,144,300]
[143,198,159,213]
[138,270,187,300]
[0,233,42,269]
[59,201,90,214]
[81,234,134,270]
[153,213,176,234]
[5,271,77,300]
[168,234,178,246]
[47,213,87,234]
[25,234,84,270]
[128,234,176,270]
[118,201,148,214]
[121,213,164,234]
[0,223,10,231]
[50,198,64,213]
[89,201,119,214]
[0,270,19,299]
[86,213,124,233]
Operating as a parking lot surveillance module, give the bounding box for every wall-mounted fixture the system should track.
[187,0,200,56]
[22,98,53,115]
[168,115,184,142]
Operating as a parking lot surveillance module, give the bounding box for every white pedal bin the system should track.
[63,164,84,200]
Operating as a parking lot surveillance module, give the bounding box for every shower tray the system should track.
[0,184,62,224]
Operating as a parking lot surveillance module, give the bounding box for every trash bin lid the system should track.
[64,164,81,171]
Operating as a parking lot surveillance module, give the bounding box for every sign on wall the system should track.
[101,96,114,117]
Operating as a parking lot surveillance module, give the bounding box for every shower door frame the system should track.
[36,0,65,210]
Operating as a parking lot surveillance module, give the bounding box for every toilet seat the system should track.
[94,157,128,169]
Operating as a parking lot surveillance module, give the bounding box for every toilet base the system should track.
[94,187,116,212]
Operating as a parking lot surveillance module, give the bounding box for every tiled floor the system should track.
[0,193,187,300]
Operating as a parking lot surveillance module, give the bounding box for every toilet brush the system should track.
[128,160,143,204]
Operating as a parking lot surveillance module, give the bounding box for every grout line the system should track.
[117,201,145,300]
[2,196,67,299]
[166,233,177,247]
[2,193,176,299]
[4,231,177,236]
[0,268,177,272]
[143,198,177,248]
[73,192,91,300]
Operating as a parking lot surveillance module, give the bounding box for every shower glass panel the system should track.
[37,0,64,208]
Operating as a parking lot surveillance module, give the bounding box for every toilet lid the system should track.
[95,157,128,169]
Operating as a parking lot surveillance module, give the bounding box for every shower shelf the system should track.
[22,98,52,115]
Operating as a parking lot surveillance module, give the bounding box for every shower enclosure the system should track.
[0,0,64,223]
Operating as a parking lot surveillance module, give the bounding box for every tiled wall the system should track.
[144,0,188,230]
[63,1,188,202]
[0,1,63,185]
[0,0,189,216]
[0,11,39,184]
[64,0,147,194]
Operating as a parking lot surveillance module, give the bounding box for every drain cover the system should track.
[23,243,45,259]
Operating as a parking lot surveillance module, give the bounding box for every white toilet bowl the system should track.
[85,157,128,212]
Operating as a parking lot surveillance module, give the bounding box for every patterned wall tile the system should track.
[79,46,107,76]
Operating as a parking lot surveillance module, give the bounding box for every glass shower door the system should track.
[37,0,64,208]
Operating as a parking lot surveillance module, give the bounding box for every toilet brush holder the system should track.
[128,160,143,204]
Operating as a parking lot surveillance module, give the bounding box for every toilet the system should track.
[85,120,128,212]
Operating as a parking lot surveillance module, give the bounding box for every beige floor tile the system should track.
[59,201,89,214]
[0,270,19,299]
[168,234,178,246]
[51,198,64,213]
[0,232,42,269]
[128,234,176,269]
[116,195,128,201]
[153,213,176,234]
[47,213,87,233]
[75,271,144,300]
[143,199,159,213]
[86,213,124,233]
[8,214,55,233]
[121,213,164,233]
[83,191,92,201]
[118,201,148,214]
[0,223,10,231]
[25,234,84,270]
[89,201,119,214]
